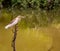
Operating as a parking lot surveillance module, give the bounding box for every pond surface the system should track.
[0,9,60,51]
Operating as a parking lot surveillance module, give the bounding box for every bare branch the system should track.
[12,25,18,51]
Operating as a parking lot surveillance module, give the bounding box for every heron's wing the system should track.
[9,18,17,24]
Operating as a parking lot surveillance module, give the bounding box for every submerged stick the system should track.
[12,25,17,51]
[48,46,53,51]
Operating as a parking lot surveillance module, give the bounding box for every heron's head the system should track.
[18,15,25,19]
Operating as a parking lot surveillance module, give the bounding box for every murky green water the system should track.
[0,9,60,51]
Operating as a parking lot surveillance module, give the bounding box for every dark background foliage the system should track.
[0,0,60,10]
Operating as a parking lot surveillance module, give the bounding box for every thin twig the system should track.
[12,25,18,51]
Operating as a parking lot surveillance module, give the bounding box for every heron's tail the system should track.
[5,24,12,29]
